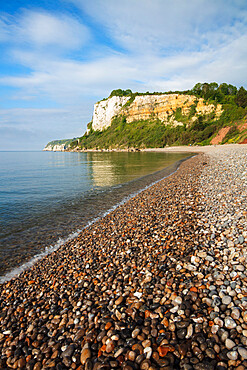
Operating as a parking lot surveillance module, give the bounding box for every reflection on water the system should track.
[0,151,192,278]
[90,158,116,187]
[88,152,189,187]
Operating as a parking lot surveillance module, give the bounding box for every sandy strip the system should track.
[143,143,246,154]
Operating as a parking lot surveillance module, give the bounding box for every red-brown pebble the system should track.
[80,349,91,365]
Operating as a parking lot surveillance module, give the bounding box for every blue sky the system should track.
[0,0,247,150]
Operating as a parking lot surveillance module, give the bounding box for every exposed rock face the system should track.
[92,96,130,131]
[92,94,223,132]
[43,145,53,151]
[211,127,231,145]
[43,144,67,151]
[43,138,75,151]
[124,94,195,124]
[196,98,222,116]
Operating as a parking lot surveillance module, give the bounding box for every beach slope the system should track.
[0,145,246,369]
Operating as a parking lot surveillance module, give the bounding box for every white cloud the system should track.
[0,10,90,51]
[71,0,247,53]
[18,11,89,50]
[1,34,246,106]
[0,51,138,103]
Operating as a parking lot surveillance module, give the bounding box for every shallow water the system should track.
[0,151,192,280]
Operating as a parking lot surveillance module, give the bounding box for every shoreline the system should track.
[0,145,247,369]
[52,143,245,154]
[143,143,247,153]
[0,153,192,282]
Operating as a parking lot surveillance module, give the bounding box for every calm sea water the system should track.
[0,151,191,282]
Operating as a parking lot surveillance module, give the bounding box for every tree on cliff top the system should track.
[109,89,132,98]
[235,86,247,108]
[191,82,240,102]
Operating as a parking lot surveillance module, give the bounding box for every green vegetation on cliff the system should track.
[45,138,77,148]
[69,83,247,149]
[69,115,227,150]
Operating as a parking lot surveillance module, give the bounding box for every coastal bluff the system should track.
[43,143,67,151]
[43,138,76,151]
[92,94,223,132]
[44,83,247,150]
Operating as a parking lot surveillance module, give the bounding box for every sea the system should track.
[0,150,192,283]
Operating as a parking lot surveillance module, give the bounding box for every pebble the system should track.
[222,296,231,305]
[227,350,239,360]
[80,348,91,365]
[231,308,240,320]
[173,296,182,305]
[143,346,152,359]
[243,313,247,323]
[225,338,236,350]
[238,236,245,244]
[114,348,124,358]
[115,296,123,305]
[225,317,237,329]
[238,347,247,359]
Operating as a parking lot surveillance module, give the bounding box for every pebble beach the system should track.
[0,144,247,370]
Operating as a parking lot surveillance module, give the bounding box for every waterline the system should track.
[0,156,193,283]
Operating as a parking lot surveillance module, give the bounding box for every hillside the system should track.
[48,83,247,151]
[44,138,77,151]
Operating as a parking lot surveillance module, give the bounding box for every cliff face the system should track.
[124,94,194,124]
[92,94,223,131]
[195,98,223,117]
[92,96,130,131]
[43,138,75,151]
[44,144,67,151]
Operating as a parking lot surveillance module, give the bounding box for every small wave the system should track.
[0,231,82,284]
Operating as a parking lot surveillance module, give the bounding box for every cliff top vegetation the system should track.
[107,83,247,106]
[45,138,77,147]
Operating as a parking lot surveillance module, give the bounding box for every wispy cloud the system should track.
[72,0,247,53]
[0,9,90,51]
[18,11,89,49]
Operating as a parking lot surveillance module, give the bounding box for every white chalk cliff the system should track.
[43,144,67,151]
[91,94,223,132]
[92,96,130,131]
